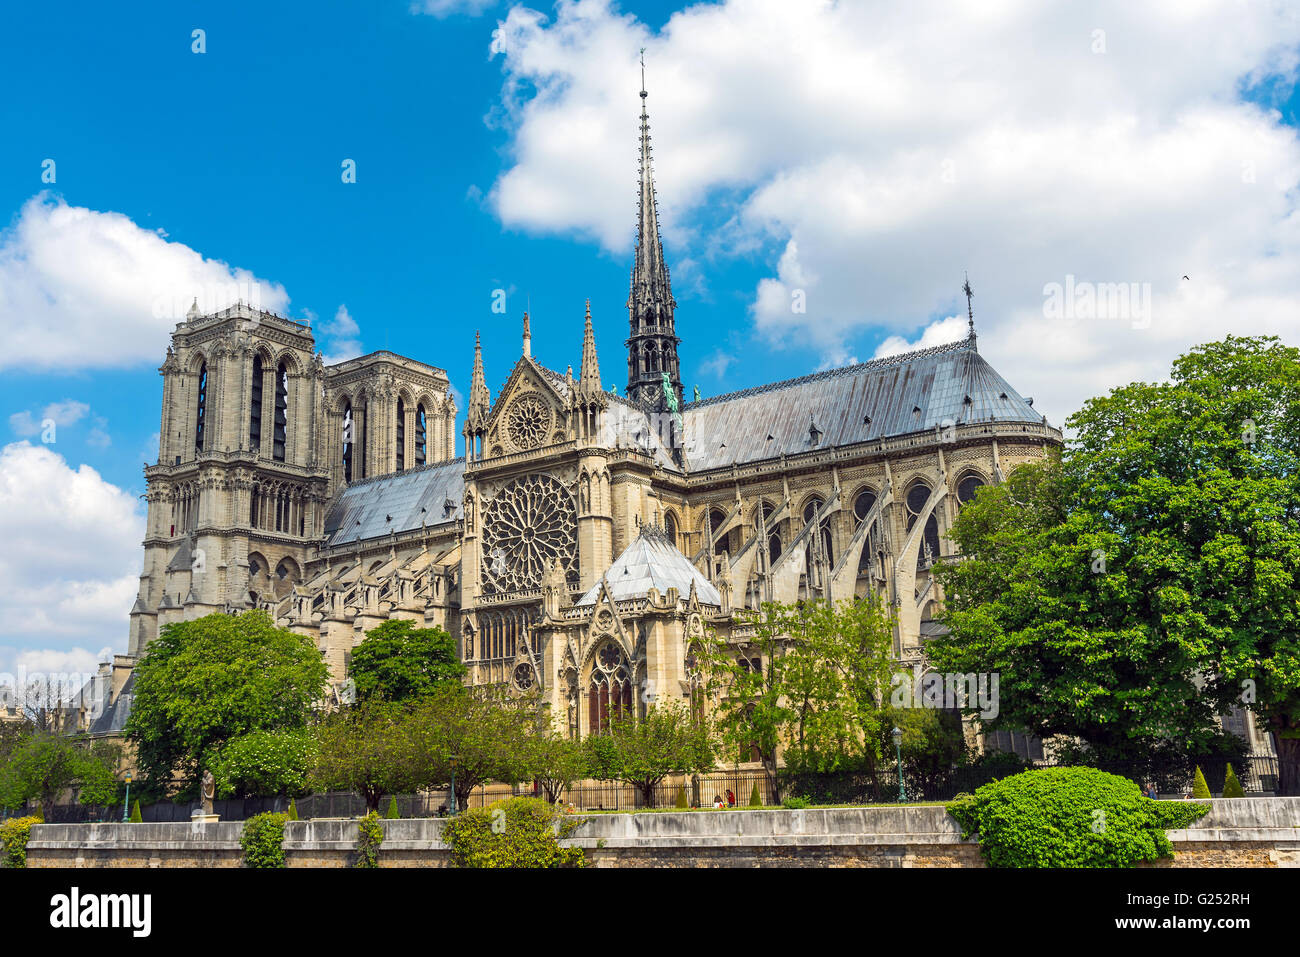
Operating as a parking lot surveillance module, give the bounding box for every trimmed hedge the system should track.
[240,812,288,868]
[0,816,42,868]
[1222,764,1245,799]
[947,767,1210,868]
[442,798,585,868]
[356,811,383,868]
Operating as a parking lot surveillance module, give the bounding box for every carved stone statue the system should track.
[201,770,215,814]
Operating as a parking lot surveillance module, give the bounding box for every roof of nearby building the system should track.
[322,457,465,547]
[86,672,134,736]
[576,527,721,606]
[678,334,1045,471]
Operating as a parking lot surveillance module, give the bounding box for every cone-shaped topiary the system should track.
[1191,766,1211,798]
[129,799,142,823]
[385,796,400,819]
[749,783,762,807]
[675,787,688,809]
[287,799,299,821]
[1222,764,1245,798]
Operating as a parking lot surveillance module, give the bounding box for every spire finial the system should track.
[963,272,975,336]
[522,310,531,359]
[640,48,646,98]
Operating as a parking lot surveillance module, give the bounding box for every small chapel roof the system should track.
[576,526,721,607]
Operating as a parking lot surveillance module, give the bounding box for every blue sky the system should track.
[1,0,1298,675]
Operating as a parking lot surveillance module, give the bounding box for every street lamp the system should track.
[891,727,906,803]
[448,755,459,817]
[122,770,134,823]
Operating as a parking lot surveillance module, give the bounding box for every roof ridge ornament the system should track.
[963,272,978,352]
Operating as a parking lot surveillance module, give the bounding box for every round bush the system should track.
[947,767,1209,868]
[442,798,586,869]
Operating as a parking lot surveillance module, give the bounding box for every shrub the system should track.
[442,797,586,868]
[286,799,299,821]
[385,796,400,819]
[356,811,384,868]
[674,787,688,809]
[129,799,142,823]
[240,812,287,868]
[781,795,811,810]
[1192,766,1211,798]
[1222,764,1245,798]
[0,816,41,868]
[749,783,762,807]
[947,767,1210,868]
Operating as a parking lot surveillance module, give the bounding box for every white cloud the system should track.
[487,0,1300,427]
[874,316,969,360]
[9,399,90,438]
[412,0,498,17]
[0,193,289,371]
[320,305,363,364]
[0,442,144,670]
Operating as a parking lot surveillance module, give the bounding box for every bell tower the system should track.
[625,60,682,410]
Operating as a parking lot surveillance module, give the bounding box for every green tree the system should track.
[520,725,589,803]
[125,611,329,793]
[585,700,714,807]
[413,685,534,809]
[932,337,1300,794]
[350,620,465,703]
[700,598,896,802]
[210,729,316,799]
[310,701,428,812]
[0,732,121,818]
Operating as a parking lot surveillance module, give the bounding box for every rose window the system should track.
[513,663,534,691]
[480,474,577,594]
[506,395,553,451]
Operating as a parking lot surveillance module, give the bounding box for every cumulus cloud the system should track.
[319,305,364,364]
[0,193,289,371]
[487,0,1300,427]
[0,442,144,671]
[9,399,90,438]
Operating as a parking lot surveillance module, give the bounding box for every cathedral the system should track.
[108,81,1066,743]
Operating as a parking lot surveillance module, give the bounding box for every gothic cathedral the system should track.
[118,81,1063,743]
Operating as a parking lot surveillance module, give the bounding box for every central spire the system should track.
[626,52,682,410]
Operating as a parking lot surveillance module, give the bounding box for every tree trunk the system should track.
[1275,734,1300,797]
[763,754,781,804]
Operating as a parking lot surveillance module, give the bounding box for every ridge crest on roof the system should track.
[683,334,975,411]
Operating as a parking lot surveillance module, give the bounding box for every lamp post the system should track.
[891,727,906,803]
[448,755,459,817]
[122,770,133,823]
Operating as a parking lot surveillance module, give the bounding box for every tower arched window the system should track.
[194,363,208,452]
[396,397,406,472]
[342,402,353,483]
[272,363,288,461]
[415,404,427,467]
[664,511,679,551]
[803,496,834,565]
[957,473,986,506]
[854,488,878,575]
[761,501,782,564]
[906,482,942,570]
[250,355,263,452]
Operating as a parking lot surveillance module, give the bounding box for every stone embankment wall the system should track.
[24,798,1300,868]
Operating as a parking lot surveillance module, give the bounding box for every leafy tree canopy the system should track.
[932,336,1300,793]
[125,611,330,793]
[350,620,465,703]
